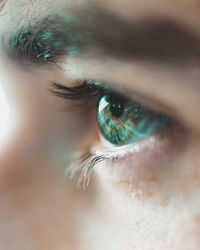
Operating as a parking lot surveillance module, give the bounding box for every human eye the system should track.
[51,80,184,187]
[97,87,174,146]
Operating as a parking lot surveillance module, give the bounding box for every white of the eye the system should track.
[91,134,156,160]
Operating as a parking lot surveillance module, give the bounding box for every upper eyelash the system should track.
[50,80,104,100]
[51,80,109,187]
[50,80,176,188]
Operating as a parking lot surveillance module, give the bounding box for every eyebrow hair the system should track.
[5,7,200,66]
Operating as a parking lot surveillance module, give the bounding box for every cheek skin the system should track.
[94,125,187,203]
[0,0,7,13]
[93,131,200,249]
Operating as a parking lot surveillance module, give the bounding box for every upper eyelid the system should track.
[50,79,180,124]
[87,80,179,120]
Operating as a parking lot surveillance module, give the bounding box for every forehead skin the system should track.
[1,0,200,132]
[1,0,200,66]
[1,0,200,34]
[1,1,200,250]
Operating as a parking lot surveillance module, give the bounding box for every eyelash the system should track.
[50,80,103,101]
[51,80,111,187]
[50,81,175,188]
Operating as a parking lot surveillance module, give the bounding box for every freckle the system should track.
[148,174,157,182]
[131,191,140,200]
[194,215,200,224]
[136,221,141,229]
[145,191,153,198]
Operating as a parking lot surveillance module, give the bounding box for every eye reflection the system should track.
[51,80,182,187]
[97,91,174,146]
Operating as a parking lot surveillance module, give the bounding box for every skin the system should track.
[1,0,200,249]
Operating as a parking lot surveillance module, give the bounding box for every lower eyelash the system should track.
[66,135,157,188]
[66,151,108,189]
[92,135,157,159]
[51,81,177,187]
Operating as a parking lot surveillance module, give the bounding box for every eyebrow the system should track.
[5,7,200,66]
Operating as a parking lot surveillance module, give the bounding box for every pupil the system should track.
[110,98,124,118]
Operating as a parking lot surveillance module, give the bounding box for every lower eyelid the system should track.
[60,81,187,189]
[91,125,187,187]
[91,134,157,160]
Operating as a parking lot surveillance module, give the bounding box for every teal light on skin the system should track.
[7,15,93,64]
[87,81,111,91]
[8,27,67,63]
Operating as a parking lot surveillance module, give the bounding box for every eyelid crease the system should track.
[50,80,181,124]
[58,81,183,187]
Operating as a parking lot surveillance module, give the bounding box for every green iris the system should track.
[97,92,171,146]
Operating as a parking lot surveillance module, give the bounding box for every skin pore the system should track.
[1,0,200,250]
